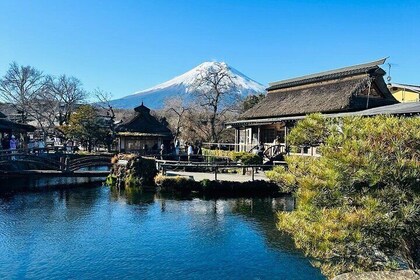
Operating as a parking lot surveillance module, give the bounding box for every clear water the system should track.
[0,187,325,279]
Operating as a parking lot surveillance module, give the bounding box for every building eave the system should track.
[267,58,387,91]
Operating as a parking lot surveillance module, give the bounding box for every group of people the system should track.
[1,134,20,160]
[186,142,202,161]
[0,133,76,154]
[157,140,202,160]
[1,134,19,151]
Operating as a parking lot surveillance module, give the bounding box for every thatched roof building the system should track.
[115,103,172,153]
[0,111,35,134]
[227,59,400,154]
[239,58,397,121]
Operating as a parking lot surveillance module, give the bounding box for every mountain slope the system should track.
[108,62,266,109]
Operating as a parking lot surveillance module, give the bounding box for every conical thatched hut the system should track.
[115,103,172,153]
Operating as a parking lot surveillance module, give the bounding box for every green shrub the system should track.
[105,174,117,186]
[272,115,420,278]
[231,152,261,164]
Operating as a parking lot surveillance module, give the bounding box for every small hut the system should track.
[115,103,172,153]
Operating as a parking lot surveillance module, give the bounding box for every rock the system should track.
[332,270,420,280]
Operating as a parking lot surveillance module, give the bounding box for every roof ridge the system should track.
[268,58,387,90]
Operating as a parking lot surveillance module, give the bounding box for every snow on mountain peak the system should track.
[108,61,266,109]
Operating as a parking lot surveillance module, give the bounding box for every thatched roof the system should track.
[115,103,172,138]
[0,118,36,132]
[227,102,420,128]
[240,59,398,120]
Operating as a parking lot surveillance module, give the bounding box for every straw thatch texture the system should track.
[240,74,397,120]
[116,104,172,137]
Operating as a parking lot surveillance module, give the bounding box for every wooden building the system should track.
[227,58,399,153]
[388,83,420,103]
[0,111,35,136]
[115,103,172,153]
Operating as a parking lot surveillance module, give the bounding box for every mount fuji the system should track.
[107,62,266,109]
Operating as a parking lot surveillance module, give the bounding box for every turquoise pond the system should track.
[0,186,325,279]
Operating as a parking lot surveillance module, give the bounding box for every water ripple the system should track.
[0,188,325,279]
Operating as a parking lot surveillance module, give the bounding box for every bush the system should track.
[271,115,420,278]
[231,151,262,164]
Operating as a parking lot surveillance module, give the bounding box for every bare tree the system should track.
[94,88,116,151]
[0,62,46,122]
[162,97,190,140]
[0,62,58,137]
[50,75,87,125]
[192,62,241,142]
[94,88,115,122]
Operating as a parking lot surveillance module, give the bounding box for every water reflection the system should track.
[0,187,324,280]
[112,188,299,253]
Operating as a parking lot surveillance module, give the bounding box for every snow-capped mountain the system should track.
[108,62,266,109]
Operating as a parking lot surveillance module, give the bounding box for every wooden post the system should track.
[235,129,239,152]
[251,167,254,181]
[65,157,69,172]
[284,124,288,155]
[257,126,261,143]
[59,157,64,171]
[214,166,218,181]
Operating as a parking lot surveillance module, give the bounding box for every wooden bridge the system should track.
[156,159,287,182]
[0,148,113,177]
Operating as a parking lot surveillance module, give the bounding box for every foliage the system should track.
[287,113,333,147]
[202,148,233,158]
[241,93,266,112]
[105,174,117,186]
[61,105,108,151]
[108,155,157,189]
[270,115,420,278]
[125,156,157,186]
[154,174,279,195]
[201,149,262,164]
[231,151,262,164]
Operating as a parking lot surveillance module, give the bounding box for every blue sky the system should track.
[0,0,419,99]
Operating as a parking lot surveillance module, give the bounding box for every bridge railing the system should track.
[0,147,66,157]
[159,161,287,181]
[0,149,113,173]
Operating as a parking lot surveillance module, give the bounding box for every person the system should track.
[273,136,280,155]
[28,139,35,153]
[169,142,175,156]
[66,139,73,153]
[187,143,194,162]
[1,135,9,151]
[174,139,180,156]
[257,141,265,158]
[38,138,45,152]
[160,143,165,159]
[9,135,18,160]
